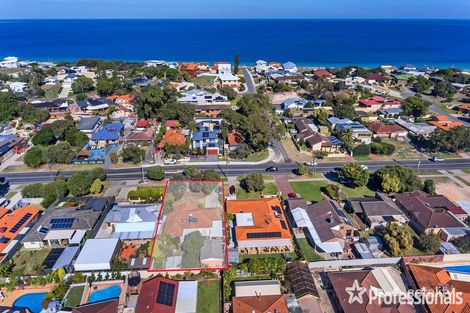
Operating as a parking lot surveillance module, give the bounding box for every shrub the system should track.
[147,166,165,181]
[353,144,371,156]
[24,146,45,168]
[324,184,340,200]
[242,173,264,192]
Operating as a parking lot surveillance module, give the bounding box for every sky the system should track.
[1,0,470,19]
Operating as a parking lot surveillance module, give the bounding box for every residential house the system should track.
[346,192,408,229]
[125,128,155,145]
[136,277,198,313]
[365,74,390,85]
[217,63,240,90]
[135,119,149,131]
[457,103,470,115]
[0,205,40,263]
[395,190,468,239]
[31,98,69,119]
[22,197,114,249]
[177,89,230,106]
[294,118,341,154]
[381,65,397,73]
[379,108,403,119]
[0,135,25,163]
[367,121,408,138]
[395,118,436,137]
[63,73,80,83]
[109,94,134,112]
[77,97,113,113]
[232,280,288,313]
[96,203,159,241]
[285,198,357,257]
[0,57,18,68]
[72,299,119,313]
[8,82,28,93]
[344,76,366,86]
[286,261,319,300]
[226,198,294,254]
[314,69,333,79]
[281,98,307,110]
[91,123,124,147]
[195,104,232,118]
[157,128,188,152]
[43,76,60,85]
[282,61,298,73]
[327,268,414,313]
[328,117,372,143]
[200,238,225,268]
[428,115,463,131]
[256,60,269,73]
[357,96,401,113]
[226,131,244,151]
[191,121,222,160]
[74,238,121,271]
[77,116,101,135]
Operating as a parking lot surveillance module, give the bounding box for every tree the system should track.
[71,76,95,94]
[219,86,237,100]
[147,166,165,180]
[297,165,308,176]
[432,81,456,98]
[234,54,240,74]
[242,173,265,192]
[425,126,470,153]
[65,128,88,148]
[374,166,421,193]
[379,223,413,256]
[45,143,76,164]
[338,128,354,153]
[91,167,106,181]
[32,128,55,146]
[135,85,179,118]
[183,166,199,179]
[0,92,19,123]
[121,146,145,164]
[157,102,195,126]
[380,173,401,193]
[353,144,371,156]
[181,231,204,268]
[337,163,369,187]
[51,119,75,139]
[418,233,440,253]
[67,171,94,196]
[96,77,121,96]
[90,179,103,194]
[452,235,470,253]
[413,76,433,93]
[24,146,45,168]
[313,108,329,126]
[423,179,436,195]
[332,95,356,119]
[402,96,431,118]
[19,105,49,124]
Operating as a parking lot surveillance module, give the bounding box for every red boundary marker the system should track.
[147,179,229,272]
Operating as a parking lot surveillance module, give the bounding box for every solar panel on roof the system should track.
[9,213,32,233]
[280,220,288,230]
[50,218,74,229]
[38,226,49,234]
[42,248,65,269]
[156,281,175,306]
[247,232,282,239]
[0,237,10,244]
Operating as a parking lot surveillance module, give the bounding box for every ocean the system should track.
[1,19,470,68]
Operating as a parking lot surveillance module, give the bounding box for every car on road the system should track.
[304,161,318,167]
[163,158,177,165]
[360,164,368,170]
[431,156,444,162]
[266,166,278,172]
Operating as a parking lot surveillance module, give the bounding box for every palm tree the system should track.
[339,128,354,154]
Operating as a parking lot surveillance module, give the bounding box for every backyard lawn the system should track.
[340,185,376,199]
[236,183,279,199]
[11,248,52,275]
[296,238,322,261]
[197,280,220,313]
[193,75,216,88]
[290,181,327,202]
[64,285,85,308]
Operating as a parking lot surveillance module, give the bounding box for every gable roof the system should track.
[367,121,406,134]
[0,205,40,254]
[286,261,319,299]
[232,294,288,313]
[92,123,124,141]
[158,129,186,148]
[72,299,119,313]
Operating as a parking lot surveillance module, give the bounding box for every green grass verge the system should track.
[64,285,85,308]
[236,183,279,199]
[296,238,322,261]
[290,181,327,202]
[462,169,470,174]
[196,280,220,313]
[341,185,376,198]
[354,155,372,161]
[238,252,297,263]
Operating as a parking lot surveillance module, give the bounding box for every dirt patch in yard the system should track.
[436,181,470,202]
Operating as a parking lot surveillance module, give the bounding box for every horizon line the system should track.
[1,17,470,21]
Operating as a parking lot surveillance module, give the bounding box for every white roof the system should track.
[175,281,197,313]
[218,72,239,81]
[44,229,76,241]
[74,238,119,269]
[69,229,87,245]
[236,213,254,227]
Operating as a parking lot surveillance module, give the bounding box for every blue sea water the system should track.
[1,19,470,68]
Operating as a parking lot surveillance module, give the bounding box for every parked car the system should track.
[163,158,177,165]
[266,166,278,172]
[431,156,444,162]
[360,164,368,170]
[287,192,297,198]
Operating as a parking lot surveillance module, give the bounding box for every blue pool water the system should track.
[89,285,121,303]
[89,149,106,158]
[13,292,47,313]
[446,265,470,274]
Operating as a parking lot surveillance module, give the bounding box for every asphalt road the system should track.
[3,158,470,184]
[242,68,256,94]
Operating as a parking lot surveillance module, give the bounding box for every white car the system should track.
[163,158,177,165]
[431,156,444,162]
[305,161,318,167]
[360,164,368,170]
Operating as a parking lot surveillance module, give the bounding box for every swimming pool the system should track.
[446,265,470,274]
[89,285,121,303]
[13,292,47,313]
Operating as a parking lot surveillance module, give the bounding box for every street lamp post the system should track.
[140,155,145,183]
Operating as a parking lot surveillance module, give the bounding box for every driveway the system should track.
[242,68,256,94]
[59,82,72,98]
[275,175,294,195]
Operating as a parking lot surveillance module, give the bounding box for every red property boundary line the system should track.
[147,179,229,272]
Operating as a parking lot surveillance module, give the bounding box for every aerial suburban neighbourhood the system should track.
[0,53,469,313]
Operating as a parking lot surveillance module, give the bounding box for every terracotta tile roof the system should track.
[428,115,463,131]
[135,119,149,128]
[395,191,465,231]
[367,121,406,134]
[314,70,333,78]
[226,198,292,242]
[408,264,470,313]
[232,295,288,313]
[227,131,244,146]
[126,128,155,142]
[158,129,186,148]
[0,205,40,254]
[72,299,119,313]
[165,120,180,128]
